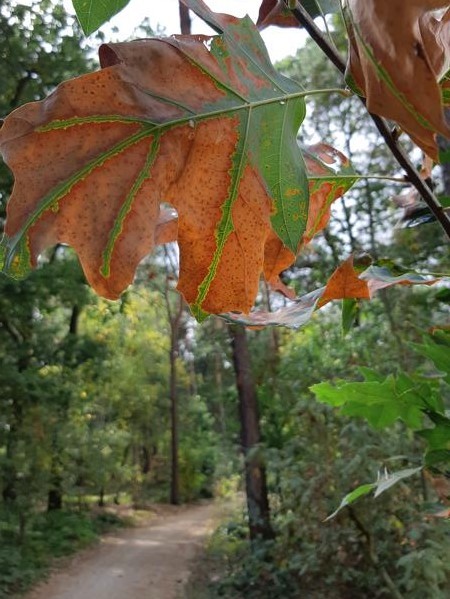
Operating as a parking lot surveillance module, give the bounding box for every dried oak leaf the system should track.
[257,0,299,28]
[345,0,450,159]
[0,1,310,319]
[318,256,370,307]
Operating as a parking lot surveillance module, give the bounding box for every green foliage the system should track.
[73,0,130,34]
[311,329,450,470]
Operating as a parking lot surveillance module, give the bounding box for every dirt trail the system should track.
[24,502,219,599]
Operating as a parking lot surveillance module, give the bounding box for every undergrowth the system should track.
[0,508,126,598]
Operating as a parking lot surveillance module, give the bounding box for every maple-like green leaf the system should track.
[413,330,450,385]
[341,298,359,335]
[72,0,131,35]
[311,375,426,429]
[0,0,310,319]
[418,412,450,464]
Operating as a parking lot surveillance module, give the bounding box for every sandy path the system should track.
[24,502,218,599]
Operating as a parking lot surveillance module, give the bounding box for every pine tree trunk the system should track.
[230,325,274,541]
[47,487,63,511]
[169,324,180,505]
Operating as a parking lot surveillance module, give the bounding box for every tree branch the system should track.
[348,507,405,599]
[0,318,23,344]
[285,1,450,240]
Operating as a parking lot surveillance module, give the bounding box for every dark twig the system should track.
[348,507,405,599]
[285,1,450,240]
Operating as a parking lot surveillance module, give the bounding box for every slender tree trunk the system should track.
[69,304,80,335]
[47,436,63,511]
[2,397,23,504]
[141,445,151,475]
[169,320,180,505]
[230,325,274,541]
[162,247,184,506]
[47,487,63,511]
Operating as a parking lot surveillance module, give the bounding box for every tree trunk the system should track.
[47,452,63,511]
[169,318,180,505]
[161,247,184,506]
[230,325,274,541]
[47,486,63,511]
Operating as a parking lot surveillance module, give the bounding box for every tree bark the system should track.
[47,487,63,511]
[169,320,180,505]
[165,284,183,506]
[47,435,63,511]
[230,325,274,541]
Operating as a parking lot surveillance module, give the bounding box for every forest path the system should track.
[24,501,220,599]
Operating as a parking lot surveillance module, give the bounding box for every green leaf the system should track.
[358,367,385,383]
[302,0,341,18]
[326,467,422,520]
[72,0,131,35]
[413,332,450,384]
[341,298,359,335]
[325,483,375,521]
[311,376,426,429]
[418,418,450,452]
[424,449,450,467]
[437,195,450,208]
[435,288,450,303]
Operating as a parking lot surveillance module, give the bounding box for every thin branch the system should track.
[348,507,405,599]
[285,1,450,240]
[0,318,23,344]
[178,1,192,34]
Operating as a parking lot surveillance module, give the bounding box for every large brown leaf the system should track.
[0,1,313,319]
[345,0,450,159]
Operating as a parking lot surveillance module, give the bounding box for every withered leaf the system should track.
[318,256,370,307]
[225,257,439,328]
[345,0,450,159]
[0,0,311,319]
[257,0,340,30]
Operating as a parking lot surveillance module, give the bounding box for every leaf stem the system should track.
[285,0,450,240]
[312,174,408,183]
[304,87,351,98]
